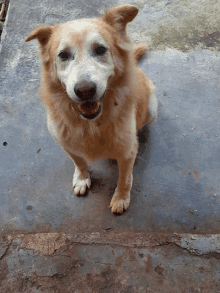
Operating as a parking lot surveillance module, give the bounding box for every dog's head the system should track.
[25,5,138,120]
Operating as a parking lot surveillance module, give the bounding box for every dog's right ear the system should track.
[102,5,138,34]
[24,26,53,46]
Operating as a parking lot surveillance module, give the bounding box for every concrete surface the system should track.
[1,0,220,292]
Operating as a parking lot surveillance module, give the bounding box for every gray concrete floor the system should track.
[1,0,220,292]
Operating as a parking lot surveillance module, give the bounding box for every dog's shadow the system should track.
[136,125,150,165]
[76,126,151,215]
[138,125,149,146]
[87,125,150,194]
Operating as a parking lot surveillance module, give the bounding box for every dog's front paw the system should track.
[73,172,91,195]
[109,191,130,214]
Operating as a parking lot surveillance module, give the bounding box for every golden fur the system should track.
[25,5,158,213]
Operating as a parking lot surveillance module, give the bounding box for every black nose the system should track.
[74,80,97,100]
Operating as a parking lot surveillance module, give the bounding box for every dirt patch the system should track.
[16,232,67,255]
[128,0,220,52]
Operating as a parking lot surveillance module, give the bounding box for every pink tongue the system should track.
[78,101,100,115]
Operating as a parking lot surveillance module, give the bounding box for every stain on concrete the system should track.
[199,266,204,273]
[115,256,123,267]
[195,169,199,180]
[154,264,165,277]
[145,254,152,273]
[128,248,136,261]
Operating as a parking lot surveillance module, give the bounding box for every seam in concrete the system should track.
[1,232,220,258]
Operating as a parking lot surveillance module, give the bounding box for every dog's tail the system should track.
[132,43,147,64]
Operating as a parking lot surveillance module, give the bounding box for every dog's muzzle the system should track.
[77,92,105,120]
[73,80,105,120]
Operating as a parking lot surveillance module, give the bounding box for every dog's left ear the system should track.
[24,26,53,46]
[102,5,138,34]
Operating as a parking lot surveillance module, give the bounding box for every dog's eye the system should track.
[58,50,71,61]
[94,45,107,55]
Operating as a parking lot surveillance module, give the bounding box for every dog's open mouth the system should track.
[78,101,101,120]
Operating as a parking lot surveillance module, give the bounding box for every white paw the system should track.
[73,173,91,195]
[109,191,130,214]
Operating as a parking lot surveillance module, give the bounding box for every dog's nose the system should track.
[74,81,96,100]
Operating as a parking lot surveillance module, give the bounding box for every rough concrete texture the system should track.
[1,0,220,291]
[1,232,220,292]
[128,0,220,52]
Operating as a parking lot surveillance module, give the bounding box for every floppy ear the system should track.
[102,5,138,34]
[24,26,53,46]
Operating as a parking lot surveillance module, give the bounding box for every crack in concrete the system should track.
[1,232,220,259]
[0,238,11,260]
[2,232,220,292]
[152,241,220,259]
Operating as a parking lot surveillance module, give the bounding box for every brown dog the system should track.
[25,4,158,213]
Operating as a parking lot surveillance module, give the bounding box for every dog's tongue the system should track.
[78,101,100,116]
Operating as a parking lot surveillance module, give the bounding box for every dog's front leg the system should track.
[65,150,91,195]
[109,145,137,213]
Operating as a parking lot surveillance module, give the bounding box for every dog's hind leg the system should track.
[146,81,158,125]
[66,150,91,195]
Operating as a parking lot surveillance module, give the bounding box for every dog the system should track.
[25,4,158,214]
